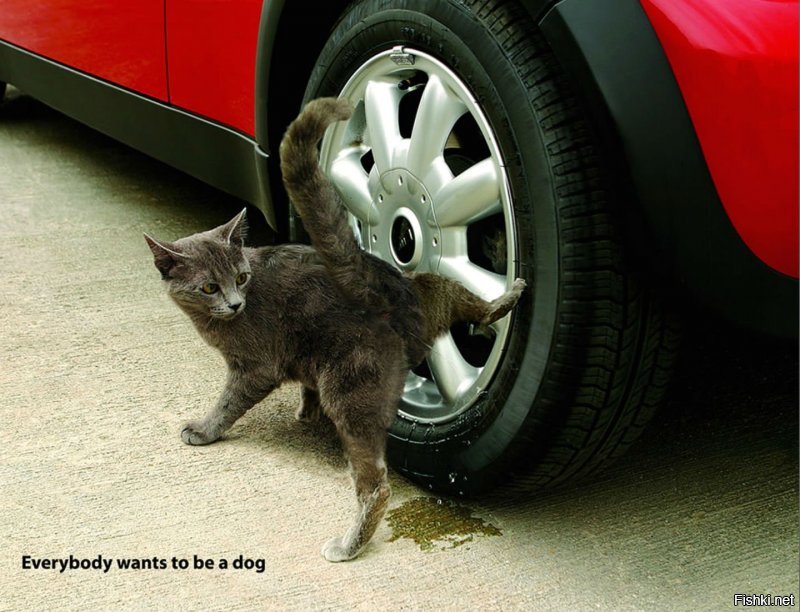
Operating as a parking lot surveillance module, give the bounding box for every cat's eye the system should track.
[236,272,249,286]
[201,282,219,295]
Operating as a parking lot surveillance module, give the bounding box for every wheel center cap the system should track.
[388,208,424,268]
[391,215,416,264]
[366,169,438,272]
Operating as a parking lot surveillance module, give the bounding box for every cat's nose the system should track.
[229,302,241,312]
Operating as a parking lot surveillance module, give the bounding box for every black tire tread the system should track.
[459,0,679,491]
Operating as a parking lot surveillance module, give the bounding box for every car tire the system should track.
[298,0,679,495]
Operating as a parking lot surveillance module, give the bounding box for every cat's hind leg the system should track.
[480,277,527,326]
[317,345,404,561]
[322,429,391,562]
[410,273,526,345]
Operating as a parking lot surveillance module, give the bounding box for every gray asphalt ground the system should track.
[1,86,797,611]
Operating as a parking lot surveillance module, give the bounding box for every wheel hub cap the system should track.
[369,169,437,271]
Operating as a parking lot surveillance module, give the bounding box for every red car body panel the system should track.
[166,0,263,135]
[0,1,796,279]
[641,0,799,278]
[0,0,167,101]
[0,0,262,135]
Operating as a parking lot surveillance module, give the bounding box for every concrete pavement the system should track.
[1,87,797,611]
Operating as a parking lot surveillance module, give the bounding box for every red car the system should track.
[2,0,796,494]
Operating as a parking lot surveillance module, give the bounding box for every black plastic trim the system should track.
[0,39,276,228]
[255,0,351,237]
[533,0,797,338]
[254,0,284,150]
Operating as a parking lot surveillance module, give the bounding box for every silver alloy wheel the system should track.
[318,47,517,423]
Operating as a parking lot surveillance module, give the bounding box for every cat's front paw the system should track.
[180,421,218,446]
[322,537,358,563]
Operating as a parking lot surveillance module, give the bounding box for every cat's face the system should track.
[145,210,252,320]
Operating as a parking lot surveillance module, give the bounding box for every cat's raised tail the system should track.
[280,98,407,311]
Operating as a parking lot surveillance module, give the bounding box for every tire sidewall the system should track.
[304,0,561,494]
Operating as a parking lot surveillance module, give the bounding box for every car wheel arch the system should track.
[537,0,798,337]
[255,0,352,236]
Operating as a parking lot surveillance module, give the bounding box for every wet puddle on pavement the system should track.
[386,497,502,551]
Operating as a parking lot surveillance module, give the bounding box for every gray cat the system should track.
[145,97,525,562]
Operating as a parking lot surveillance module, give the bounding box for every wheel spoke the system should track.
[330,145,379,224]
[438,256,507,301]
[489,319,504,334]
[364,80,402,174]
[431,158,501,227]
[427,333,479,404]
[406,74,466,177]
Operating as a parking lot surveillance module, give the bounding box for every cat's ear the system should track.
[144,234,184,279]
[219,208,248,247]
